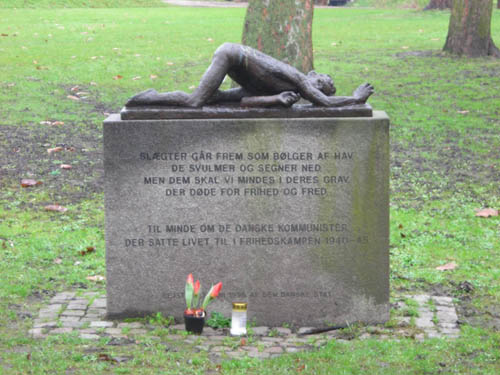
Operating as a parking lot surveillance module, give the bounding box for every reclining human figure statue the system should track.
[126,43,374,108]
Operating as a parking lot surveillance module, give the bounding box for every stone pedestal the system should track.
[104,111,390,327]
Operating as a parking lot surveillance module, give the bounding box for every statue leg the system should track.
[126,89,191,107]
[187,45,236,107]
[126,43,237,107]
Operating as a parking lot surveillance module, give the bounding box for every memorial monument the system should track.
[104,43,390,327]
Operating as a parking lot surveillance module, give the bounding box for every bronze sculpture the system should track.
[126,43,373,108]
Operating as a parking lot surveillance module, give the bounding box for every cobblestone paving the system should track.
[29,292,461,359]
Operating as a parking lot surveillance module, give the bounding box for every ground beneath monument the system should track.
[29,291,460,361]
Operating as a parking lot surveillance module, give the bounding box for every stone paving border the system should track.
[29,292,461,360]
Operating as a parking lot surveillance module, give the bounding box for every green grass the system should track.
[350,0,429,8]
[0,0,167,8]
[0,4,499,374]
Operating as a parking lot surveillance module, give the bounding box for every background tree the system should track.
[443,0,500,57]
[241,0,314,73]
[424,0,451,10]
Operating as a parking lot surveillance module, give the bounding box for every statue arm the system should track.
[298,80,374,107]
[241,92,300,108]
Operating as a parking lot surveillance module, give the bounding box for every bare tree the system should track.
[443,0,499,57]
[241,0,314,73]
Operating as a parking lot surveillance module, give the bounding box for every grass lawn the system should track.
[0,2,499,374]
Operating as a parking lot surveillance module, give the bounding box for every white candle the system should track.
[230,302,247,336]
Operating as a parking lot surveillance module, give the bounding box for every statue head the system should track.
[307,71,336,96]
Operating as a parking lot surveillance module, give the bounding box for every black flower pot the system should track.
[184,313,205,334]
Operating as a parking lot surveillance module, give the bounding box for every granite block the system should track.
[104,112,390,327]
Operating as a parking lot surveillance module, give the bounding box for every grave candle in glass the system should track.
[230,302,247,336]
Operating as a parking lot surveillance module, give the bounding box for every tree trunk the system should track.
[241,0,314,73]
[424,0,451,10]
[443,0,500,57]
[498,0,500,9]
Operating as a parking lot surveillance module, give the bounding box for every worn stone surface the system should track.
[104,112,390,327]
[90,321,114,328]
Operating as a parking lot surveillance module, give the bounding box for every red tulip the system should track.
[202,282,223,310]
[211,282,222,298]
[185,274,194,309]
[194,280,200,295]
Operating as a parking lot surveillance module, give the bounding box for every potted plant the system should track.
[184,273,222,334]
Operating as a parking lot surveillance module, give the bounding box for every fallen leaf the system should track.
[80,246,96,255]
[7,83,15,87]
[53,258,62,264]
[21,179,42,187]
[33,60,38,64]
[52,121,64,126]
[431,38,439,41]
[475,208,498,218]
[331,42,337,46]
[240,338,246,346]
[90,81,97,86]
[398,224,403,229]
[86,275,105,282]
[207,38,213,42]
[1,33,8,37]
[436,262,457,271]
[400,233,406,238]
[98,353,117,363]
[70,86,79,92]
[150,74,157,79]
[401,46,409,49]
[44,204,68,213]
[66,146,76,152]
[91,56,97,60]
[167,62,174,66]
[40,121,52,125]
[47,146,64,154]
[67,95,80,101]
[457,110,469,114]
[113,75,123,80]
[134,54,141,57]
[60,164,72,170]
[132,76,141,80]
